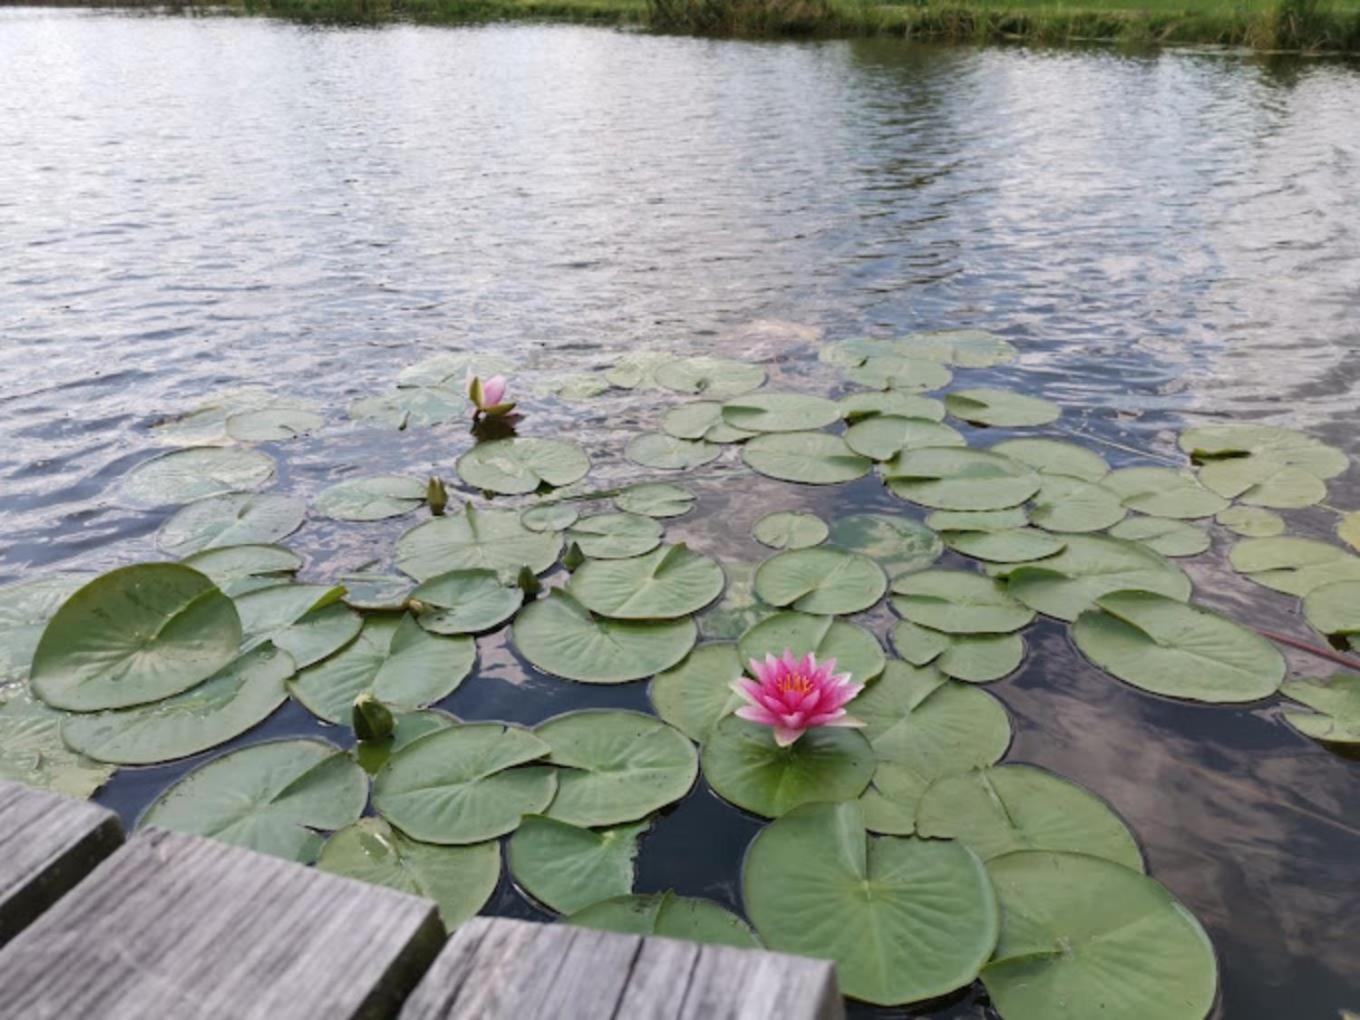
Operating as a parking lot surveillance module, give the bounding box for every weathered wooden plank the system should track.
[0,780,124,948]
[0,827,445,1020]
[400,917,845,1020]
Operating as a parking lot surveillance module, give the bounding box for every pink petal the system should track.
[773,726,805,747]
[482,375,507,406]
[736,705,780,727]
[780,648,799,672]
[730,677,762,705]
[798,652,818,678]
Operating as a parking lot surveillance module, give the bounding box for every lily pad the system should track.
[314,476,427,521]
[396,353,514,389]
[508,816,647,915]
[568,545,725,620]
[1302,580,1360,640]
[513,590,696,684]
[1074,590,1284,703]
[904,329,1019,367]
[654,357,765,398]
[838,391,945,423]
[348,387,465,430]
[317,817,500,930]
[182,545,301,595]
[858,762,929,835]
[536,709,698,826]
[119,447,277,508]
[754,548,887,616]
[843,416,965,461]
[521,503,579,532]
[720,393,840,434]
[824,514,943,579]
[1217,506,1285,538]
[700,716,874,819]
[140,738,367,864]
[991,438,1108,482]
[982,850,1217,1020]
[567,892,757,948]
[411,569,523,634]
[1102,467,1229,519]
[1228,537,1360,596]
[844,355,953,393]
[32,564,242,712]
[1002,535,1192,621]
[225,407,323,442]
[944,528,1065,564]
[661,402,756,444]
[236,583,358,667]
[1340,512,1360,552]
[742,432,871,486]
[926,508,1028,532]
[626,433,721,471]
[338,573,412,611]
[946,389,1059,428]
[1030,476,1126,533]
[457,438,590,495]
[354,709,459,774]
[917,765,1143,870]
[604,352,673,390]
[158,493,306,556]
[753,511,828,550]
[1197,457,1329,508]
[565,512,664,559]
[743,801,999,1006]
[648,643,745,742]
[372,722,556,844]
[892,570,1033,634]
[0,573,92,688]
[886,448,1040,511]
[0,692,115,798]
[1108,516,1210,557]
[62,644,294,765]
[614,483,695,518]
[738,612,885,685]
[1180,424,1347,492]
[396,506,562,581]
[1280,673,1360,745]
[892,621,1025,683]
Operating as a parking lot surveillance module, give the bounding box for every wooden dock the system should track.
[0,781,844,1020]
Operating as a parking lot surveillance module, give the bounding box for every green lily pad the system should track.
[754,548,887,616]
[1074,590,1284,703]
[838,391,945,423]
[886,448,1040,511]
[1180,423,1347,480]
[698,562,776,641]
[1228,537,1360,596]
[1280,673,1360,745]
[317,817,499,930]
[1002,535,1192,621]
[1217,506,1285,537]
[566,892,758,948]
[1108,516,1210,557]
[857,761,930,835]
[1198,457,1329,508]
[0,692,115,798]
[1030,476,1126,533]
[565,512,663,559]
[700,715,874,819]
[738,612,885,685]
[944,528,1066,564]
[1339,512,1360,552]
[535,371,610,401]
[314,476,427,521]
[743,801,998,1006]
[397,353,514,389]
[892,570,1033,634]
[396,506,562,581]
[62,644,293,765]
[353,709,459,774]
[348,387,465,430]
[182,545,301,595]
[926,508,1029,532]
[140,738,367,864]
[0,573,92,688]
[946,389,1059,428]
[289,614,474,724]
[654,357,765,398]
[521,503,580,532]
[720,393,840,433]
[411,569,523,634]
[536,709,698,826]
[917,765,1143,870]
[567,544,725,620]
[648,643,745,742]
[604,352,673,390]
[904,329,1019,367]
[1102,467,1229,519]
[625,433,721,471]
[844,355,953,392]
[508,816,647,915]
[742,432,872,485]
[825,514,943,579]
[892,621,1025,683]
[662,401,748,442]
[991,438,1108,482]
[236,583,358,667]
[843,416,965,461]
[372,722,556,844]
[31,564,242,712]
[225,407,323,442]
[457,438,590,495]
[982,850,1217,1020]
[614,483,695,518]
[819,336,908,367]
[513,590,696,684]
[338,573,411,611]
[1302,579,1360,640]
[753,511,828,550]
[158,493,306,557]
[119,447,277,508]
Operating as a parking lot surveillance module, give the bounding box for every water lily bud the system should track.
[562,541,585,571]
[516,565,541,599]
[427,476,448,516]
[352,692,395,742]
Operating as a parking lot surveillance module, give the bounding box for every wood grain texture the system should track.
[400,917,845,1020]
[0,827,445,1020]
[0,780,124,948]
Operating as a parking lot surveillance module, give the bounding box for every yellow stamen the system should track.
[777,673,814,697]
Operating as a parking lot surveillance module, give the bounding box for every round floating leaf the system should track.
[317,817,499,930]
[743,801,999,1006]
[892,570,1033,634]
[1217,505,1285,538]
[844,355,953,393]
[648,643,745,742]
[1339,512,1360,552]
[62,644,293,765]
[1102,467,1228,519]
[314,476,426,521]
[701,715,874,819]
[521,503,579,532]
[893,621,1025,683]
[982,851,1217,1020]
[354,709,459,775]
[753,511,828,550]
[513,590,696,683]
[1302,580,1360,640]
[236,583,358,667]
[411,569,523,634]
[373,722,556,844]
[289,614,474,724]
[698,562,775,641]
[614,483,695,518]
[338,573,412,611]
[457,439,590,496]
[839,391,944,423]
[140,738,367,864]
[0,573,92,687]
[742,432,871,486]
[1003,535,1192,621]
[945,528,1065,564]
[738,611,885,685]
[225,407,323,442]
[1030,476,1126,533]
[917,765,1143,870]
[183,545,301,595]
[819,336,910,367]
[720,393,840,434]
[397,506,563,581]
[567,892,757,948]
[1074,590,1284,703]
[886,448,1039,511]
[605,351,672,390]
[661,402,755,444]
[843,416,965,461]
[158,493,305,557]
[1280,674,1360,745]
[1230,536,1360,596]
[566,513,664,560]
[1108,516,1209,557]
[32,564,242,712]
[654,357,765,398]
[904,329,1019,367]
[535,371,610,401]
[397,353,514,389]
[0,692,114,798]
[825,514,943,579]
[926,507,1028,532]
[568,544,724,620]
[348,387,465,430]
[1198,457,1328,508]
[946,388,1058,427]
[1180,424,1346,478]
[536,710,698,826]
[858,762,929,835]
[508,815,647,915]
[754,548,886,616]
[991,438,1108,482]
[625,433,721,471]
[119,447,276,508]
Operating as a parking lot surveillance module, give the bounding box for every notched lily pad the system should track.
[314,476,428,521]
[753,511,828,550]
[457,438,590,495]
[119,447,277,508]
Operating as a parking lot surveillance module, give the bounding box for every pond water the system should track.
[2,9,1360,1017]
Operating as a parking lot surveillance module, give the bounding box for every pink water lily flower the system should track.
[466,372,516,417]
[731,650,865,748]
